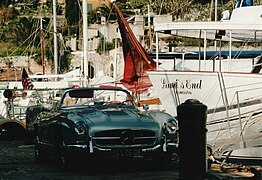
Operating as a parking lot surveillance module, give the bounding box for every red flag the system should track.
[115,4,156,94]
[22,68,34,90]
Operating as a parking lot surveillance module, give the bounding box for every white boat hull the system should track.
[148,71,262,143]
[148,71,262,116]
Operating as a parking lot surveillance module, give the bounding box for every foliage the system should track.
[87,1,135,24]
[0,6,16,25]
[1,0,261,64]
[32,48,43,65]
[0,41,17,57]
[192,0,212,3]
[88,9,99,24]
[44,35,72,73]
[64,0,80,37]
[6,17,38,45]
[0,16,51,60]
[65,0,79,26]
[96,38,114,54]
[0,0,12,7]
[86,0,222,24]
[59,47,72,73]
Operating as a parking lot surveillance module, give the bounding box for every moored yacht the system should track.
[147,3,262,164]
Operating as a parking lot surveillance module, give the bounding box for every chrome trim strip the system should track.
[163,135,167,152]
[41,142,176,153]
[37,141,52,146]
[92,136,156,140]
[141,144,161,152]
[61,122,70,128]
[93,146,112,152]
[66,144,88,149]
[167,142,179,147]
[93,144,162,152]
[92,137,120,140]
[89,137,93,153]
[93,143,156,148]
[134,137,156,139]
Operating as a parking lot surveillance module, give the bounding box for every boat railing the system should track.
[211,79,262,151]
[0,88,65,120]
[212,107,262,153]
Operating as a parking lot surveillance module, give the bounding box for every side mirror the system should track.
[142,104,149,111]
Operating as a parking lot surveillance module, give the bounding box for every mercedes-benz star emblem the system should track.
[120,130,134,145]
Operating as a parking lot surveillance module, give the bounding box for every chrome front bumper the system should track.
[65,142,178,154]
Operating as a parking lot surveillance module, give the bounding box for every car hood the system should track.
[72,108,159,131]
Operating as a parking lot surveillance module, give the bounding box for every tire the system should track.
[24,130,34,145]
[56,140,69,170]
[34,136,45,162]
[153,152,173,170]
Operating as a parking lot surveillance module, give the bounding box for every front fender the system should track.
[146,110,178,146]
[146,110,177,126]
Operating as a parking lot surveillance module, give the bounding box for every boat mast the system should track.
[53,0,58,75]
[214,0,218,51]
[113,39,117,82]
[83,0,89,84]
[40,17,45,76]
[215,0,218,21]
[148,4,152,52]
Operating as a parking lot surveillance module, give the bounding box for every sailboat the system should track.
[147,2,262,163]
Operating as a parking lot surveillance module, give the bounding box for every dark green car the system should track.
[33,87,178,167]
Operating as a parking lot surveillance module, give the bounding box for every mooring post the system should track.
[177,99,207,180]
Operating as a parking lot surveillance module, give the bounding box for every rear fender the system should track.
[0,120,25,140]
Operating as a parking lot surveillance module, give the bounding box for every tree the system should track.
[65,0,80,36]
[96,38,114,54]
[59,47,72,73]
[45,35,72,73]
[0,7,15,25]
[0,0,12,7]
[88,1,136,24]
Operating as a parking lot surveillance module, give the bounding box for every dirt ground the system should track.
[0,140,179,180]
[1,140,260,180]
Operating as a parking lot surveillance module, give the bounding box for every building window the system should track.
[88,64,95,79]
[87,4,92,11]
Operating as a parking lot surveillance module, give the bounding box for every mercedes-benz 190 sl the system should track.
[33,87,178,167]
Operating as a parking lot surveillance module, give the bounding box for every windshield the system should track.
[60,88,135,109]
[13,106,27,115]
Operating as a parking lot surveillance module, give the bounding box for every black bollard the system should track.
[177,99,207,180]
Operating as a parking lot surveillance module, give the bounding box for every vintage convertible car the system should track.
[33,87,178,167]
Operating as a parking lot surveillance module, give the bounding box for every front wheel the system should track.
[56,140,69,170]
[152,152,174,169]
[34,136,45,162]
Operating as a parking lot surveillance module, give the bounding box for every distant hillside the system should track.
[0,0,261,75]
[0,68,22,81]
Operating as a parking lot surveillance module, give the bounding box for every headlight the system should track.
[165,121,178,134]
[75,122,86,135]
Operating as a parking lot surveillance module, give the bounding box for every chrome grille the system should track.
[93,129,156,147]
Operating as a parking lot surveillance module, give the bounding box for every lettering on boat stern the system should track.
[161,79,202,94]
